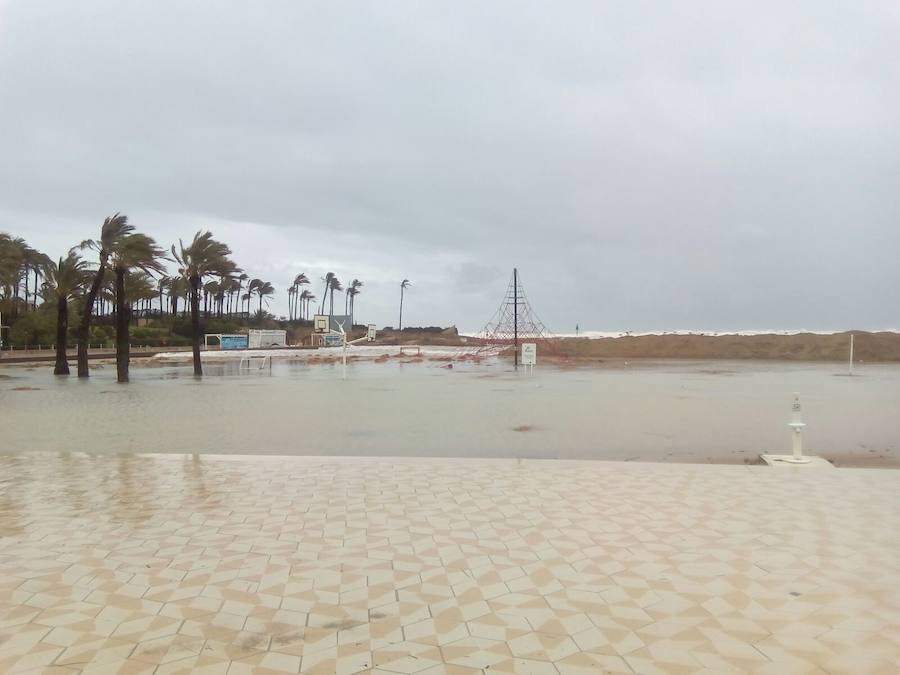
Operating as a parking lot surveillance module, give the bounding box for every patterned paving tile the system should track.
[1,453,899,674]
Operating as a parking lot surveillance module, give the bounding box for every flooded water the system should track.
[1,355,898,465]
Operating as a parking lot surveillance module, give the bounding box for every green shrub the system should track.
[8,308,55,347]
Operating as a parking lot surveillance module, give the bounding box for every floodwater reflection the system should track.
[1,357,898,466]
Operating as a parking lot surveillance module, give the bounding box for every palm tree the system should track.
[76,213,133,377]
[0,234,28,319]
[124,271,158,321]
[256,281,274,314]
[110,233,165,383]
[226,277,242,316]
[246,278,262,316]
[319,272,335,315]
[168,276,188,315]
[303,292,315,321]
[157,276,170,316]
[19,242,35,312]
[202,280,219,316]
[399,279,411,330]
[42,251,90,375]
[289,273,309,320]
[234,273,248,317]
[287,285,296,320]
[298,289,311,321]
[22,247,50,312]
[347,279,363,325]
[329,276,343,316]
[171,231,239,376]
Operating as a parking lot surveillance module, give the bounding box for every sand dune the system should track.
[546,331,900,362]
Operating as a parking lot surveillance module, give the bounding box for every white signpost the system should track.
[521,342,536,374]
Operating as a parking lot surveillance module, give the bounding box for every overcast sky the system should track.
[1,1,898,332]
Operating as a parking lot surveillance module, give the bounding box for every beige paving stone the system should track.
[555,650,633,674]
[439,635,511,668]
[370,640,444,673]
[128,634,205,665]
[0,642,64,673]
[227,649,303,673]
[0,453,898,674]
[153,653,231,674]
[53,637,137,667]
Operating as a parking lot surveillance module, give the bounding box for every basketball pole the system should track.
[514,267,518,370]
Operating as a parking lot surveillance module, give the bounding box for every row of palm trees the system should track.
[0,233,52,317]
[312,273,368,325]
[2,215,412,382]
[2,216,246,381]
[2,234,278,323]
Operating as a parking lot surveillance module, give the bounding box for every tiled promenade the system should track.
[1,453,898,674]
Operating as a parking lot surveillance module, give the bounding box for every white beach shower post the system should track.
[785,393,811,464]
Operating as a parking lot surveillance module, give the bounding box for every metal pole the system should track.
[849,333,854,376]
[514,268,518,369]
[341,327,347,380]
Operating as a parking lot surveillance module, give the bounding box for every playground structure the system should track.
[480,268,552,367]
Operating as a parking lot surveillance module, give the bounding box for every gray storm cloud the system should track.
[1,1,898,331]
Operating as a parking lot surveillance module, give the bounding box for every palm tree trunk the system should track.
[77,263,106,377]
[399,288,404,331]
[115,267,130,383]
[190,275,203,376]
[54,296,69,375]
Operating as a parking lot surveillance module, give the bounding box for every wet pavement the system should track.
[1,452,898,674]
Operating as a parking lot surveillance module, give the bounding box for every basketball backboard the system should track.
[329,315,350,333]
[313,315,329,333]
